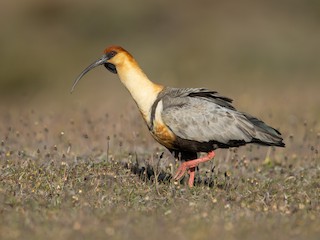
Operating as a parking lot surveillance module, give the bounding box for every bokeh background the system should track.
[1,0,320,112]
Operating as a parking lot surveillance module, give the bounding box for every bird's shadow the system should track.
[122,152,216,188]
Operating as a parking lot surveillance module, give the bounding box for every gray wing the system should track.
[161,90,256,144]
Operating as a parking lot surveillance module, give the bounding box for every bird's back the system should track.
[149,87,284,153]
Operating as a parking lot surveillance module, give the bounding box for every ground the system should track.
[0,91,319,239]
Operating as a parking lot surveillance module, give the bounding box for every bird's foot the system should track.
[173,151,215,187]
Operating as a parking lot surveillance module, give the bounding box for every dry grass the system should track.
[0,98,319,240]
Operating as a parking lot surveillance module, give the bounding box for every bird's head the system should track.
[71,45,133,92]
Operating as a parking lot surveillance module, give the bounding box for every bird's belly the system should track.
[150,122,176,149]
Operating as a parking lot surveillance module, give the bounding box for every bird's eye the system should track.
[107,51,117,59]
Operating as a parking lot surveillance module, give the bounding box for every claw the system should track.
[173,162,188,180]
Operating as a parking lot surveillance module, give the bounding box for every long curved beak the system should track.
[70,55,108,93]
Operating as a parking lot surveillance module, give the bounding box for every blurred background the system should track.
[0,0,319,118]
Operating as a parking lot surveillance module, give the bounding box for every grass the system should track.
[0,101,319,240]
[1,152,319,239]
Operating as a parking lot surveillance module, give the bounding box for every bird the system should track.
[71,45,285,187]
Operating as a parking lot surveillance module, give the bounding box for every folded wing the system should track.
[160,88,284,147]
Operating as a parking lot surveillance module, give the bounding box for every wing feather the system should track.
[161,94,255,144]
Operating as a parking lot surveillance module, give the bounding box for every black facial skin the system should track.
[104,50,118,74]
[106,50,117,59]
[104,63,117,74]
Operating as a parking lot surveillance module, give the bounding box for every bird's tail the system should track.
[244,113,285,147]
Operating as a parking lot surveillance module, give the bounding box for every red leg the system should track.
[173,151,215,187]
[188,167,196,187]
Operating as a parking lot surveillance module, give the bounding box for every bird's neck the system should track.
[116,58,164,122]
